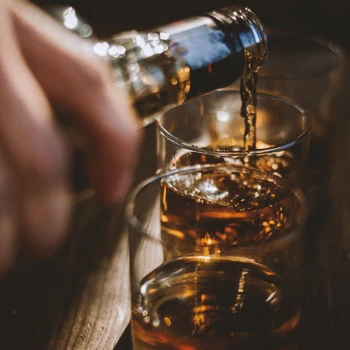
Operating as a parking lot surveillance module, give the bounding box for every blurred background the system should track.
[32,0,350,52]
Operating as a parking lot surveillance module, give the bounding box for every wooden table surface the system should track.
[1,63,350,349]
[0,123,157,350]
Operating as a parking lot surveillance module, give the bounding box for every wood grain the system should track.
[0,196,129,350]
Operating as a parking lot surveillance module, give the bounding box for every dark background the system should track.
[33,0,350,51]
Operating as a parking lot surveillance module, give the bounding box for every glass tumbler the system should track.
[156,89,311,189]
[126,164,305,350]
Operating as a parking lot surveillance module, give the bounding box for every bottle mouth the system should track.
[207,6,268,72]
[238,7,268,69]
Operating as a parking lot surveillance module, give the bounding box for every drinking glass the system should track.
[156,89,311,188]
[126,164,305,349]
[253,30,346,184]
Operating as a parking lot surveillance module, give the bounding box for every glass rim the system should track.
[125,163,306,242]
[260,29,346,80]
[156,90,312,157]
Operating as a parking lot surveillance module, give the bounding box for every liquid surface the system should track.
[161,169,299,251]
[178,145,301,186]
[132,255,299,350]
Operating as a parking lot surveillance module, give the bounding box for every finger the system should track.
[0,4,70,256]
[11,0,141,203]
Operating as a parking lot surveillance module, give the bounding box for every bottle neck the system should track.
[206,7,268,75]
[157,15,246,99]
[157,6,267,98]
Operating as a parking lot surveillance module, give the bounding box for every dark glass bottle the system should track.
[51,5,267,126]
[49,5,267,197]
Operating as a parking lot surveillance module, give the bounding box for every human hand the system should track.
[0,0,141,275]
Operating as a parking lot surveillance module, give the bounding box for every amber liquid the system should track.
[186,53,304,187]
[160,170,299,251]
[132,172,301,350]
[240,62,258,150]
[132,256,299,350]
